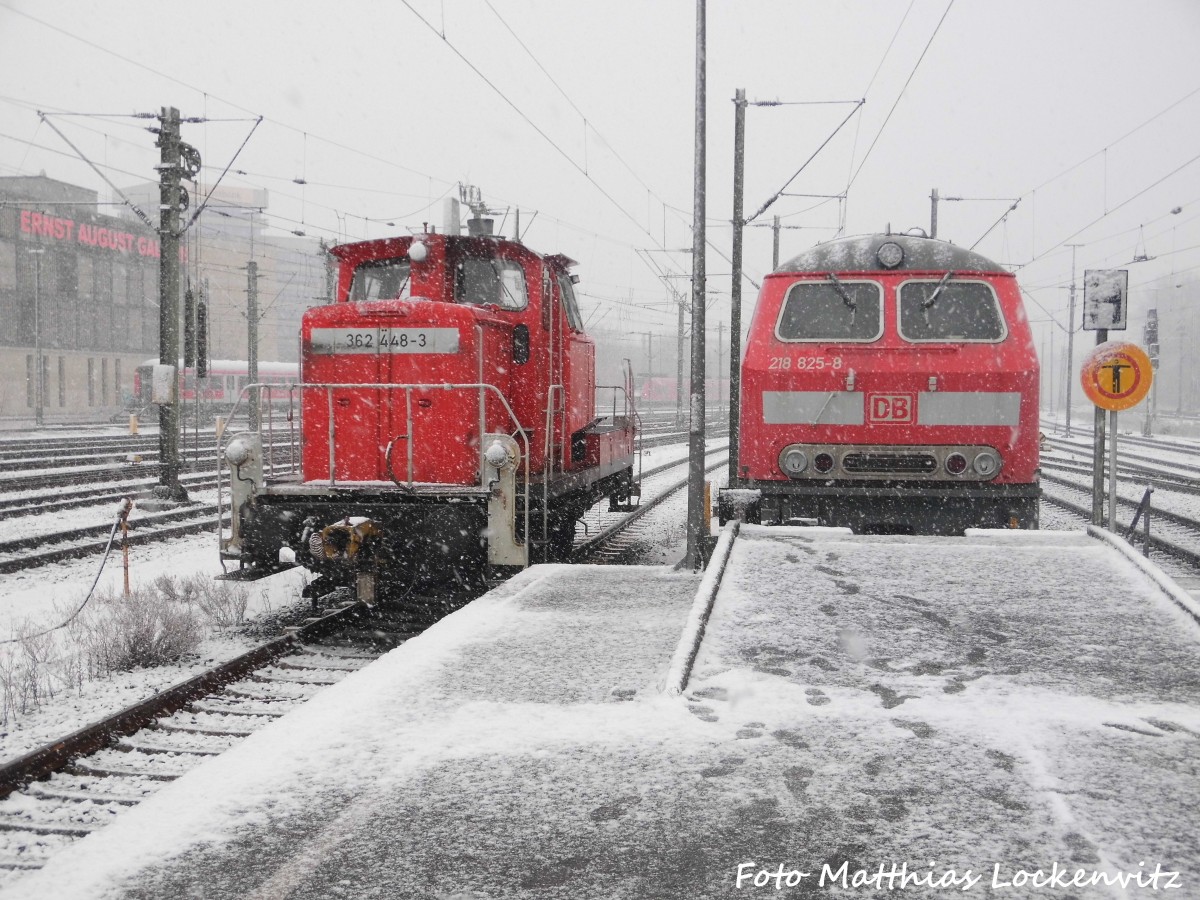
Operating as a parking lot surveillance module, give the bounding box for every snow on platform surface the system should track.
[10,530,1200,899]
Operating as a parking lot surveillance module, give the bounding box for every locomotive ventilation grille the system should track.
[842,452,937,474]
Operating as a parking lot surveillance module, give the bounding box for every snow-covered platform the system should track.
[10,528,1200,899]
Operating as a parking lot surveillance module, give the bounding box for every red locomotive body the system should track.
[722,233,1039,534]
[220,223,637,596]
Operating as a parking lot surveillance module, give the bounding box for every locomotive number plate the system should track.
[768,356,844,371]
[310,327,460,354]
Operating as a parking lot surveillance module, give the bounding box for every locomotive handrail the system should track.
[596,381,643,484]
[542,382,565,547]
[221,380,532,561]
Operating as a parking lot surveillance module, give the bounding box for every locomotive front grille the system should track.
[842,452,937,474]
[777,443,1003,482]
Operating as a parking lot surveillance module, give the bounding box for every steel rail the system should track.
[0,600,368,800]
[1040,481,1200,569]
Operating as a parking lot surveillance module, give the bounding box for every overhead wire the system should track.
[970,84,1200,256]
[1015,150,1200,271]
[845,0,956,192]
[0,2,452,188]
[182,117,263,233]
[397,0,683,284]
[744,102,864,224]
[2,7,683,308]
[1031,83,1200,195]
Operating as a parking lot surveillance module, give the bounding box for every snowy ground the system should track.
[0,433,1167,773]
[3,423,1197,897]
[0,442,696,766]
[0,531,313,763]
[8,527,1199,899]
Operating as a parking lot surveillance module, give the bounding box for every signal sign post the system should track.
[1080,342,1153,531]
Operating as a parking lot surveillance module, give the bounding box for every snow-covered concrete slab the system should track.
[8,529,1200,899]
[685,525,1200,893]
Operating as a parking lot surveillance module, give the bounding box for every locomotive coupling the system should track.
[307,517,382,562]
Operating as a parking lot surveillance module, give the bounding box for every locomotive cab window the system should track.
[898,280,1006,342]
[349,258,413,302]
[775,280,882,342]
[457,258,528,310]
[557,273,584,332]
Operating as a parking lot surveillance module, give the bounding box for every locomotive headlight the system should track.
[945,452,968,475]
[972,449,1002,478]
[485,439,511,470]
[876,241,904,269]
[813,452,835,474]
[224,436,253,467]
[408,240,428,263]
[779,447,808,477]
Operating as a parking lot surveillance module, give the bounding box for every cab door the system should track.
[556,272,595,470]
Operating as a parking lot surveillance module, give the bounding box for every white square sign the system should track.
[1082,269,1128,330]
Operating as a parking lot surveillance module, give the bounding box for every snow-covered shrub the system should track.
[77,586,204,676]
[0,623,66,725]
[154,573,250,628]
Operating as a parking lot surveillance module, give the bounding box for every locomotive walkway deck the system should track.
[10,528,1200,899]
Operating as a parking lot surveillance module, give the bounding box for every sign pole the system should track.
[1091,330,1107,526]
[1080,338,1152,534]
[1080,269,1128,528]
[1108,409,1118,532]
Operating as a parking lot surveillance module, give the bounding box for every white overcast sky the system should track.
[2,0,1199,356]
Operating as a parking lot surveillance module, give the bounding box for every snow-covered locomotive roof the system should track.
[777,233,1007,274]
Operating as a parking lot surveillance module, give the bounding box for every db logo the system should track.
[868,393,916,423]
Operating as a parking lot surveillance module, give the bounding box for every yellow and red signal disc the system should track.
[1080,342,1153,411]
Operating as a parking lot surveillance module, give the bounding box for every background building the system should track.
[0,174,324,426]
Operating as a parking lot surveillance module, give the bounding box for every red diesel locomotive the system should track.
[720,232,1039,534]
[220,219,638,598]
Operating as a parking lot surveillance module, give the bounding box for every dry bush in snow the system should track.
[0,624,74,726]
[0,574,251,725]
[154,573,250,628]
[74,584,205,677]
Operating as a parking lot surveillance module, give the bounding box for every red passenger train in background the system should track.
[219,216,638,599]
[133,358,298,415]
[721,232,1039,534]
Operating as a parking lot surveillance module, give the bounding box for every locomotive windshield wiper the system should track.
[827,273,857,312]
[921,270,956,309]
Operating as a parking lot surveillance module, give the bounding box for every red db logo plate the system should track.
[867,393,916,424]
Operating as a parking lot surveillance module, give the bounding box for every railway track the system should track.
[0,502,226,575]
[1040,469,1200,570]
[8,437,1187,883]
[0,412,689,466]
[0,444,725,883]
[0,597,429,878]
[0,424,716,507]
[0,431,726,575]
[1042,433,1200,485]
[1042,456,1200,499]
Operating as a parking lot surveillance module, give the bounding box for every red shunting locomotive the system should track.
[721,232,1040,534]
[220,217,638,597]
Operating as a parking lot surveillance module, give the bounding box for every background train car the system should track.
[721,232,1039,534]
[638,375,729,407]
[219,219,638,599]
[132,359,298,423]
